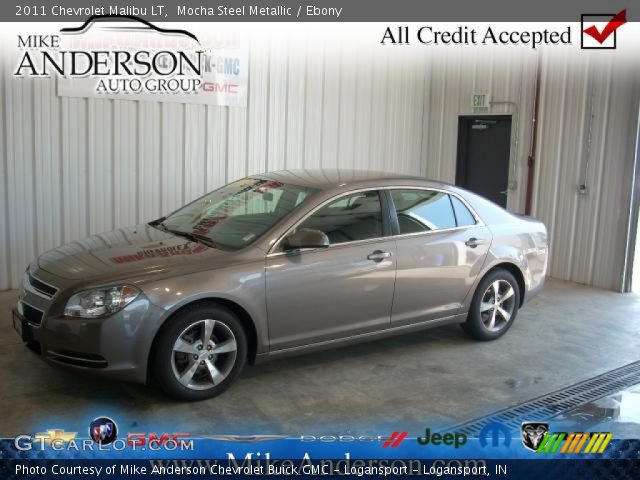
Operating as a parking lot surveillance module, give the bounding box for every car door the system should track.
[265,190,397,351]
[388,188,491,326]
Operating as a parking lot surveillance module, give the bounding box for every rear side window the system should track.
[299,190,383,244]
[391,190,456,233]
[450,195,477,226]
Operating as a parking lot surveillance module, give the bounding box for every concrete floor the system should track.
[1,279,639,437]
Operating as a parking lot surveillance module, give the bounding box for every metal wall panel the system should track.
[137,101,162,222]
[532,50,640,291]
[0,42,638,292]
[0,63,8,290]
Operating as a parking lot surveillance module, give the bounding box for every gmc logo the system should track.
[203,82,238,94]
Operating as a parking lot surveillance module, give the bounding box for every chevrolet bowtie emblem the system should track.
[34,429,77,444]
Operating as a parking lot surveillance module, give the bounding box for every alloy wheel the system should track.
[479,279,516,332]
[170,319,238,390]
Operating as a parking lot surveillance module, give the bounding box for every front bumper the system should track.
[15,270,165,384]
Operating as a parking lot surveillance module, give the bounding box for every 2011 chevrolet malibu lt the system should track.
[13,170,548,400]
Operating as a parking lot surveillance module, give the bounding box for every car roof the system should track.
[258,169,455,192]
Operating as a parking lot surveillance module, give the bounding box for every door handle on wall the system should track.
[367,250,392,262]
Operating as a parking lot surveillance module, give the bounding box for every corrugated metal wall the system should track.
[532,51,640,292]
[1,39,638,291]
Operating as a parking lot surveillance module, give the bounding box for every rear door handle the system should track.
[367,250,392,262]
[465,237,487,248]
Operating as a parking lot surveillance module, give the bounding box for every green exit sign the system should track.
[473,94,490,108]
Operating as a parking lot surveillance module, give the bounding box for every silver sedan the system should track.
[14,170,548,400]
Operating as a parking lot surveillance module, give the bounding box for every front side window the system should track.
[298,191,383,245]
[159,178,318,250]
[391,189,457,233]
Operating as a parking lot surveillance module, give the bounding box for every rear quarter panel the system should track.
[485,220,548,304]
[455,188,548,308]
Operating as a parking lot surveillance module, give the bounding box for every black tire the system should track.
[153,304,247,401]
[461,268,521,341]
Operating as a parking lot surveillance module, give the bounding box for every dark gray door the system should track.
[456,116,512,208]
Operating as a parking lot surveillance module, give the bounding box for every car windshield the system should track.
[158,178,318,250]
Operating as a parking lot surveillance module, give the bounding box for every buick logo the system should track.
[89,417,118,445]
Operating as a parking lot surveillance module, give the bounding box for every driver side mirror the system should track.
[284,228,330,251]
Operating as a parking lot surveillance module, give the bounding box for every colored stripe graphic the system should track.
[572,433,589,453]
[583,433,599,453]
[382,431,408,448]
[560,433,576,453]
[537,432,612,454]
[565,433,585,453]
[584,433,612,454]
[537,433,566,453]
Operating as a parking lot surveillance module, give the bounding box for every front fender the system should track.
[138,260,268,366]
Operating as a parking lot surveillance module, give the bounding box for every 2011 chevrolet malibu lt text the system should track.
[13,170,548,400]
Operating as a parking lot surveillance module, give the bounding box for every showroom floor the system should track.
[0,279,639,437]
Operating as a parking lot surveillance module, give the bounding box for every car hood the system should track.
[36,224,233,282]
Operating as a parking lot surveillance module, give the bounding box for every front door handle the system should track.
[465,237,486,248]
[367,250,392,262]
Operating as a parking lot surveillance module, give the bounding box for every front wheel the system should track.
[461,269,520,341]
[153,304,247,401]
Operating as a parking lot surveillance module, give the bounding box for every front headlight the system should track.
[64,286,140,318]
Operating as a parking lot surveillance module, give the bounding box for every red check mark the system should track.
[583,9,627,44]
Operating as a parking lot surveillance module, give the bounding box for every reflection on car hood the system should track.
[36,224,227,281]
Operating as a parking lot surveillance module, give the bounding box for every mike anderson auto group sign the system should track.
[14,17,249,107]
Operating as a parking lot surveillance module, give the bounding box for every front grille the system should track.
[22,303,44,326]
[27,272,57,298]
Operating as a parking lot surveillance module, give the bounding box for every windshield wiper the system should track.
[151,219,218,249]
[154,220,169,232]
[166,229,218,249]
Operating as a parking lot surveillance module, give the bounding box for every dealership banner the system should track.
[1,422,639,479]
[45,21,249,107]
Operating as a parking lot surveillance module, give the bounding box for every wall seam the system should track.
[1,59,11,286]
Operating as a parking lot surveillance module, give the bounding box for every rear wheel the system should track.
[153,304,247,401]
[461,269,520,341]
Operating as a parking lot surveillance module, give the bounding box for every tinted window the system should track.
[451,195,476,227]
[299,191,383,244]
[391,190,456,233]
